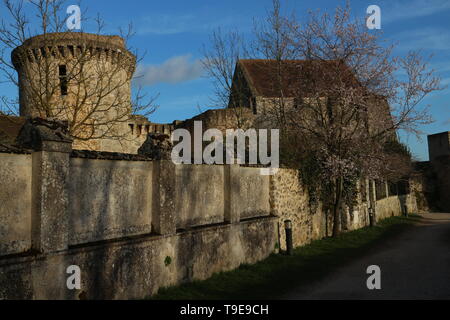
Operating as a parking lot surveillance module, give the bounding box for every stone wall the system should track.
[270,168,323,249]
[0,153,32,256]
[0,120,420,299]
[69,158,154,245]
[0,134,276,299]
[375,195,416,220]
[230,166,271,220]
[0,217,277,300]
[179,108,255,134]
[175,165,225,229]
[0,154,275,253]
[270,168,418,251]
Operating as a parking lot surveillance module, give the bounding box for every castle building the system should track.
[9,32,173,154]
[0,33,401,155]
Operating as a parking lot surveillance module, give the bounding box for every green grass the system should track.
[151,215,422,300]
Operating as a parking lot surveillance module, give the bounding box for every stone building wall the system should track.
[270,168,418,251]
[178,107,256,134]
[428,131,450,162]
[433,155,450,211]
[410,166,435,212]
[375,195,417,220]
[270,168,321,249]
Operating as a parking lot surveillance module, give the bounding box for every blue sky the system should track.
[0,0,449,160]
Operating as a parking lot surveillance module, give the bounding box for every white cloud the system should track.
[133,55,204,86]
[383,0,450,24]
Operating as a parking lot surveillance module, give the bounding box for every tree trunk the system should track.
[332,177,343,237]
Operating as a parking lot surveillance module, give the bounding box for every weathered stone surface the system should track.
[0,153,32,256]
[177,108,256,134]
[229,165,271,221]
[270,168,417,251]
[71,149,151,161]
[270,169,319,250]
[152,160,176,235]
[0,217,277,300]
[16,118,72,152]
[375,194,417,220]
[138,133,173,160]
[31,150,70,253]
[69,158,153,245]
[175,165,225,229]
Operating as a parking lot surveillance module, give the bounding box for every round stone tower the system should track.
[11,32,136,147]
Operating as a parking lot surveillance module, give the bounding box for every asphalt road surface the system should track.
[283,213,450,300]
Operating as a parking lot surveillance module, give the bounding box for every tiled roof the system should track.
[238,59,358,97]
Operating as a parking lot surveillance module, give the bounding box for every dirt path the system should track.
[283,213,450,300]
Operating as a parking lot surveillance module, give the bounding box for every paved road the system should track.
[283,213,450,300]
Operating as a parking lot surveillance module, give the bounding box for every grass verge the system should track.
[152,215,422,300]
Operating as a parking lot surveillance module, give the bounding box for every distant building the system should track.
[427,131,450,211]
[228,59,394,137]
[428,131,450,162]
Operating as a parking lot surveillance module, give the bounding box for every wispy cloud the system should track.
[133,55,204,86]
[382,0,450,24]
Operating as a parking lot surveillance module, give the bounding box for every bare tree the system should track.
[200,28,256,129]
[202,0,443,236]
[202,28,244,109]
[201,0,296,128]
[278,2,441,235]
[0,0,157,145]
